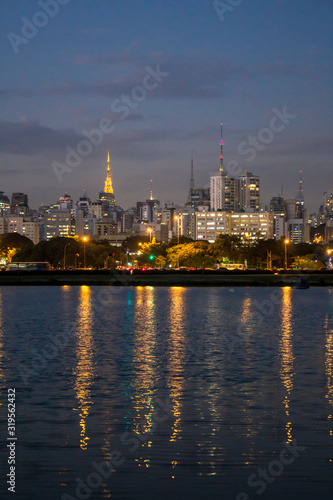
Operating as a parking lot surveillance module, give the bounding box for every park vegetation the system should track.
[1,232,331,270]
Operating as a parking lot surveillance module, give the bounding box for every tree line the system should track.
[1,232,330,270]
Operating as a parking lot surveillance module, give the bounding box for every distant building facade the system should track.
[196,211,273,243]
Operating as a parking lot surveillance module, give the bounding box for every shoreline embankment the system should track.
[0,270,332,286]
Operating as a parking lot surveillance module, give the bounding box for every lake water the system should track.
[0,286,332,500]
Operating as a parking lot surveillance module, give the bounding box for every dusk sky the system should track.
[1,0,332,212]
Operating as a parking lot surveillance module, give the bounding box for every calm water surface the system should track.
[0,286,332,499]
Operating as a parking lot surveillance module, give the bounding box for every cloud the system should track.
[0,120,81,155]
[1,53,323,106]
[256,62,321,79]
[0,53,249,101]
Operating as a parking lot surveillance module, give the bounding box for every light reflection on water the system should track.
[72,286,95,450]
[1,286,332,500]
[279,287,294,443]
[325,290,333,441]
[167,287,186,443]
[0,289,4,395]
[132,287,157,462]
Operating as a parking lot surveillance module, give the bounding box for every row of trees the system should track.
[0,232,331,270]
[136,236,330,269]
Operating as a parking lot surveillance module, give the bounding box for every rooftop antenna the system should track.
[298,170,304,199]
[187,154,195,204]
[150,179,153,200]
[219,123,224,172]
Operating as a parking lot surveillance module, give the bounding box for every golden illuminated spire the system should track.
[104,151,113,194]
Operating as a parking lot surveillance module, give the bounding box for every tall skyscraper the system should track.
[99,151,115,215]
[295,170,305,218]
[210,124,236,211]
[323,187,333,220]
[237,171,260,212]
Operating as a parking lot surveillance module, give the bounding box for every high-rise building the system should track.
[99,151,115,215]
[209,125,261,213]
[295,171,305,218]
[136,181,160,223]
[89,201,102,219]
[0,192,10,216]
[237,171,260,212]
[174,207,196,240]
[10,192,28,216]
[196,211,273,242]
[282,173,310,243]
[187,187,210,209]
[77,191,91,216]
[45,209,73,240]
[323,187,333,220]
[121,211,134,233]
[1,216,39,244]
[270,195,287,240]
[210,125,237,211]
[95,218,118,238]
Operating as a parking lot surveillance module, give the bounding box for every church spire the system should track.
[104,151,113,194]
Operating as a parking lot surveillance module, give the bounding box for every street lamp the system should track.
[82,236,88,269]
[147,228,152,243]
[284,239,289,270]
[327,249,332,270]
[63,242,70,270]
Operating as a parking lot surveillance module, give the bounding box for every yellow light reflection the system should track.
[324,296,333,438]
[0,290,4,397]
[132,287,157,455]
[241,296,252,325]
[73,286,95,450]
[167,287,186,442]
[279,287,294,443]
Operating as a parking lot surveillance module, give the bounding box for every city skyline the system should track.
[0,1,332,213]
[0,146,330,215]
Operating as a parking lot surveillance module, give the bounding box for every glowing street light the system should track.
[147,228,152,242]
[327,249,333,270]
[284,239,289,270]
